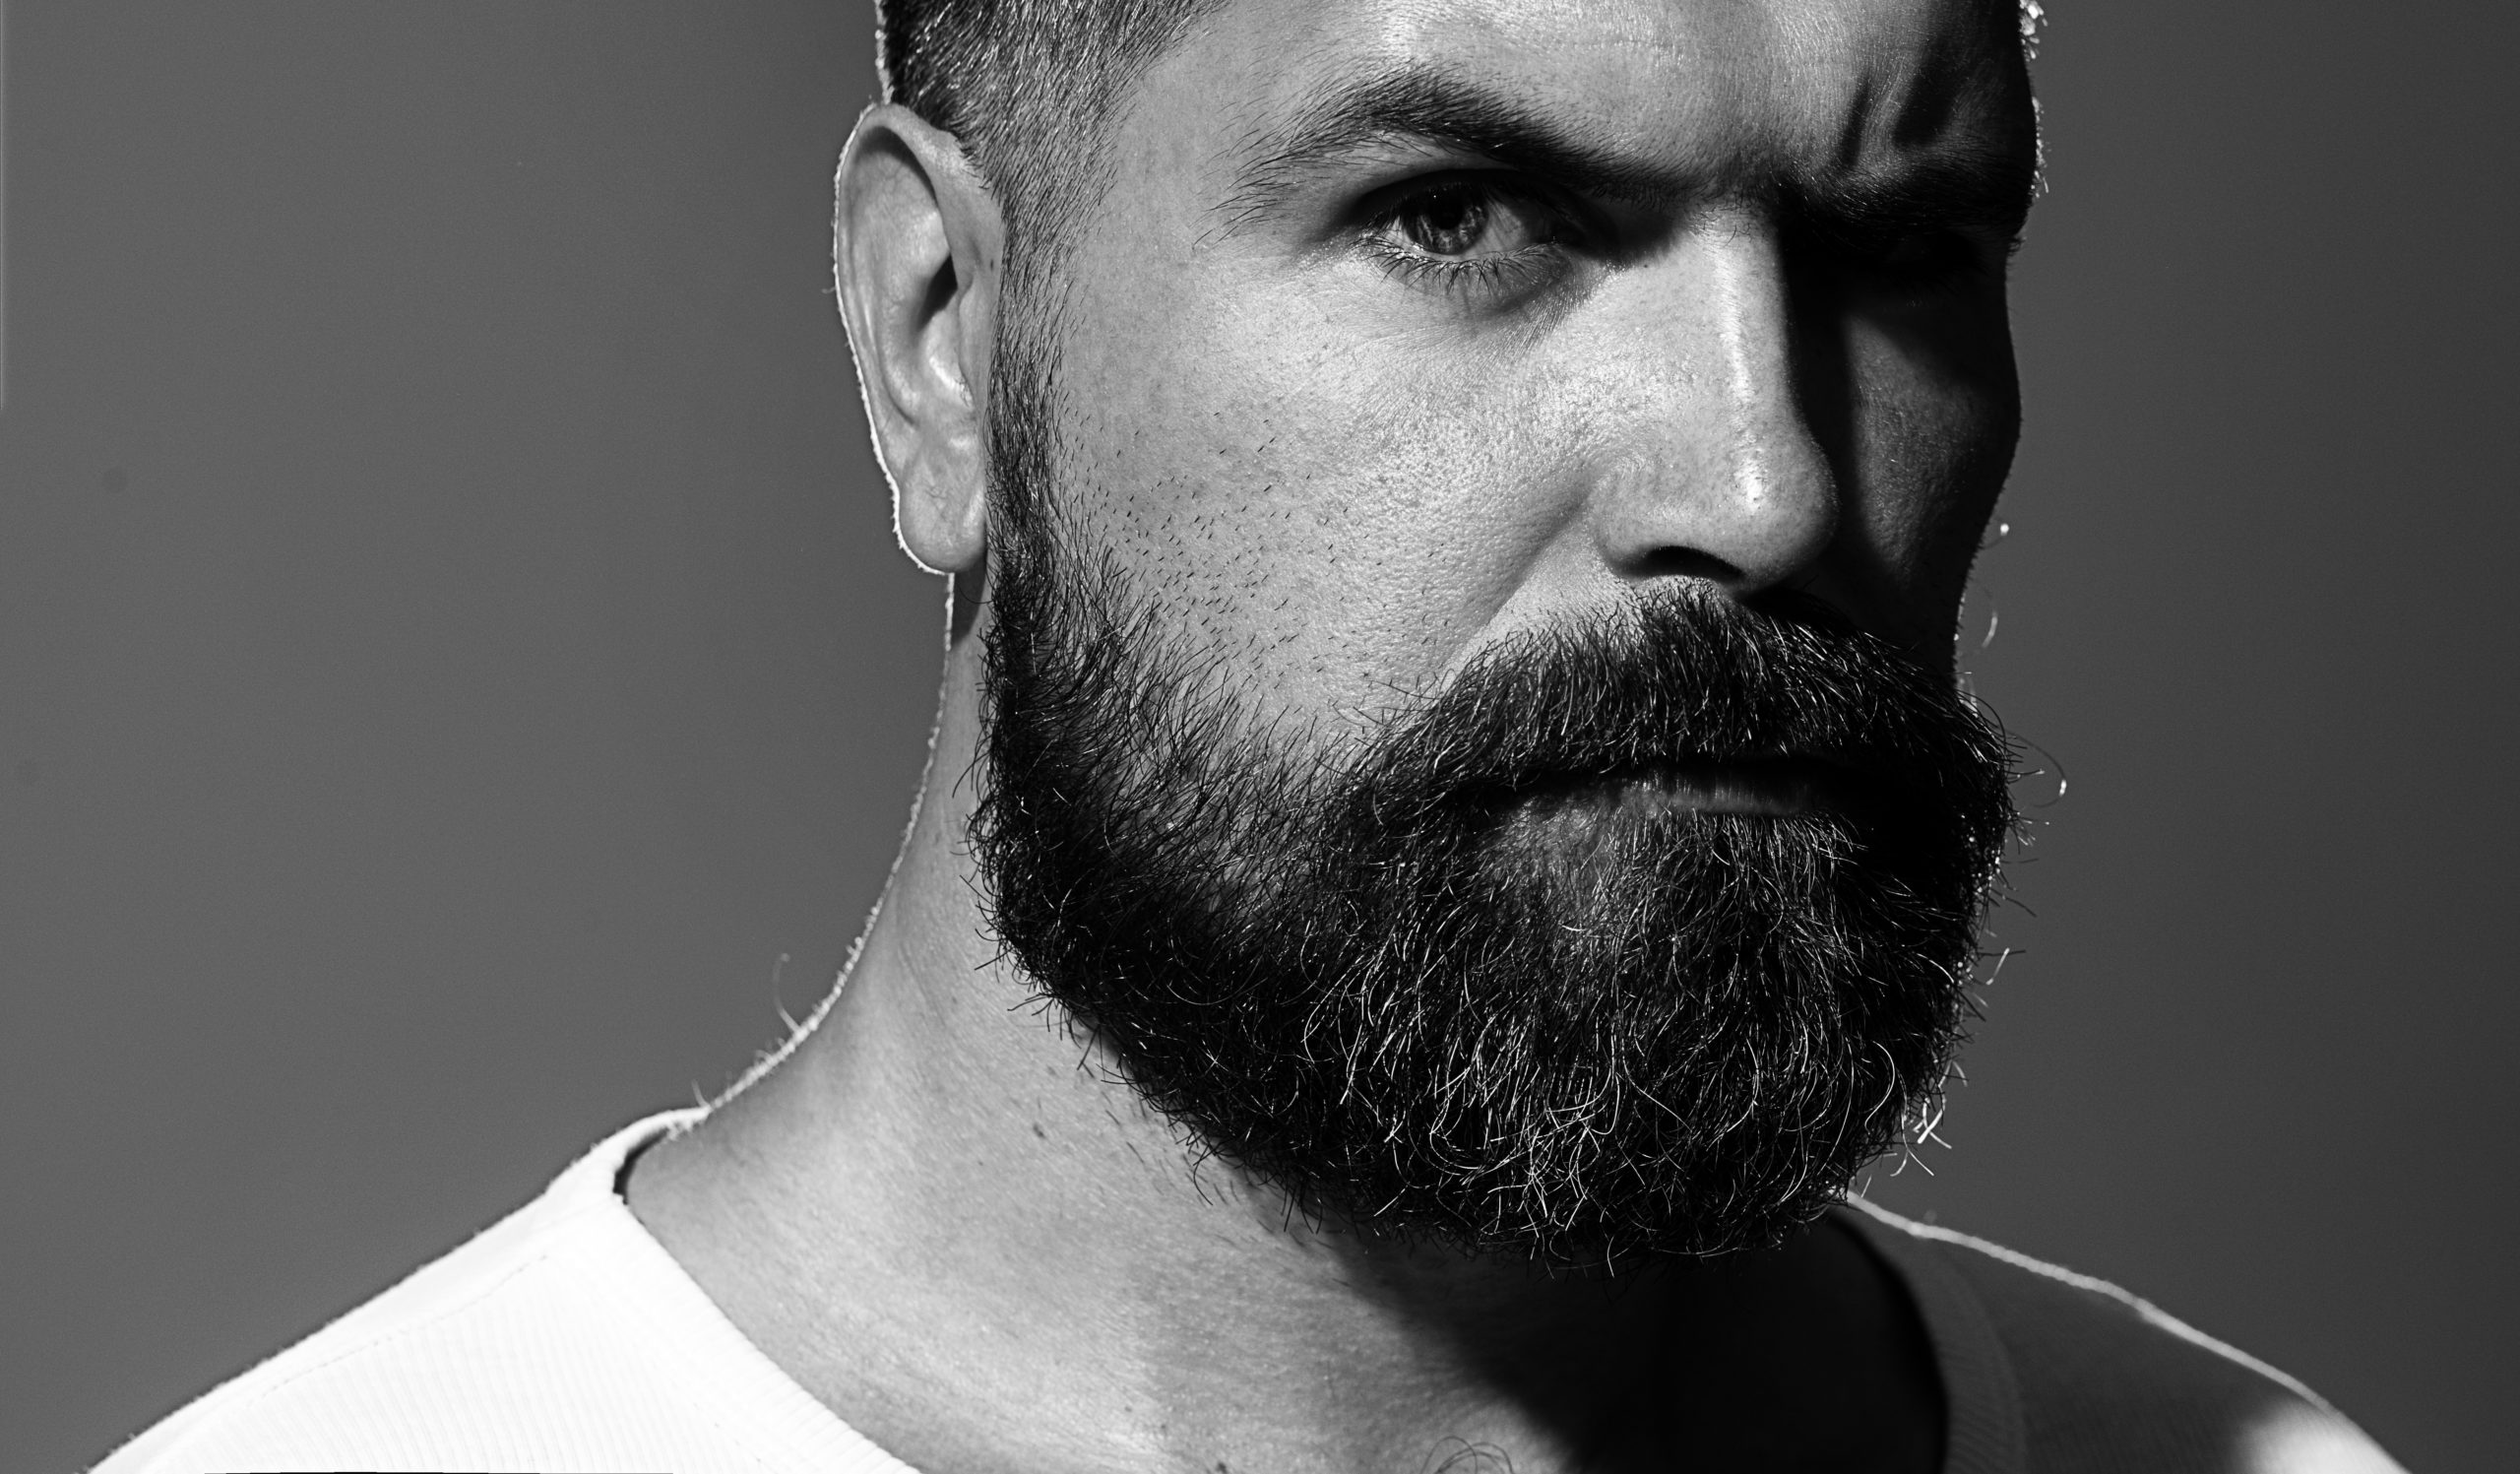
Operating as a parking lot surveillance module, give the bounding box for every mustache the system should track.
[1351,585,2017,829]
[976,526,2015,1257]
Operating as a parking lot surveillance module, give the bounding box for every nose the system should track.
[1582,213,1838,597]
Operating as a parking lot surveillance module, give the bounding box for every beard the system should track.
[970,352,2017,1263]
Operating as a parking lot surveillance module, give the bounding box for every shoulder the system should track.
[85,1111,814,1474]
[1840,1201,2403,1474]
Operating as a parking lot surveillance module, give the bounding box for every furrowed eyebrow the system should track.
[1220,64,1690,230]
[1794,149,2040,244]
[1218,62,2039,247]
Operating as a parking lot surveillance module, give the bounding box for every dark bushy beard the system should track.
[972,355,2018,1263]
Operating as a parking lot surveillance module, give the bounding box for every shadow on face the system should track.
[1014,0,2035,730]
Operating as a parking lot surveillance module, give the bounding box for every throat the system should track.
[1204,1217,1947,1474]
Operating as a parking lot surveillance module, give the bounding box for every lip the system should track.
[1628,758,1832,817]
[1517,756,1851,820]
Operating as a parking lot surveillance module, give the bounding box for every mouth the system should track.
[1515,756,1850,821]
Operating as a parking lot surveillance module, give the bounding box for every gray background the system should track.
[1,3,2508,1470]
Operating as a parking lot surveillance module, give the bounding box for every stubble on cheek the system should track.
[1047,274,1603,730]
[1819,311,2021,648]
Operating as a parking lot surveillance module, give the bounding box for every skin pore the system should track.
[628,1,2036,1471]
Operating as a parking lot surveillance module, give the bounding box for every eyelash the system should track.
[1356,177,1575,300]
[1352,179,2016,306]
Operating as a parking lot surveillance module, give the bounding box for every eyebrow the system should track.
[1220,61,2038,241]
[1796,149,2040,245]
[1222,64,1694,229]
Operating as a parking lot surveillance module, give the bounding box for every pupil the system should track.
[1406,189,1488,256]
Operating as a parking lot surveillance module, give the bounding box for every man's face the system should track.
[1035,0,2034,726]
[970,0,2034,1259]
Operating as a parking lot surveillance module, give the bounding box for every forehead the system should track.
[1132,0,2027,189]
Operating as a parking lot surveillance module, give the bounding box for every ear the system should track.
[836,105,1001,577]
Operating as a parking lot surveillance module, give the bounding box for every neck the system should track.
[628,629,1942,1474]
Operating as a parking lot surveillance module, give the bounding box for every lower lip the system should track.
[1628,761,1825,817]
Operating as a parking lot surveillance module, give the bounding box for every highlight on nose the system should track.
[1587,221,1840,597]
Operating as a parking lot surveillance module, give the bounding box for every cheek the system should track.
[1051,284,1585,719]
[1836,306,2020,641]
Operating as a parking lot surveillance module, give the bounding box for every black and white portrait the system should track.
[3,4,2506,1470]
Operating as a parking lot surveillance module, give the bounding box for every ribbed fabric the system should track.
[92,1114,2401,1474]
[1839,1198,2402,1474]
[1839,1201,2030,1474]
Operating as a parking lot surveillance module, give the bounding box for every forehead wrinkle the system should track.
[1203,19,2029,239]
[1879,7,2032,161]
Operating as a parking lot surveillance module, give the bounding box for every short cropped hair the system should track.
[877,0,1219,316]
[874,0,2046,330]
[876,0,2047,244]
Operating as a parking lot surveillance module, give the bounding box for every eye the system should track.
[1800,222,2009,298]
[1389,181,1525,257]
[1870,230,1991,281]
[1361,176,1572,298]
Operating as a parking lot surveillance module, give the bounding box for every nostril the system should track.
[1626,546,1743,584]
